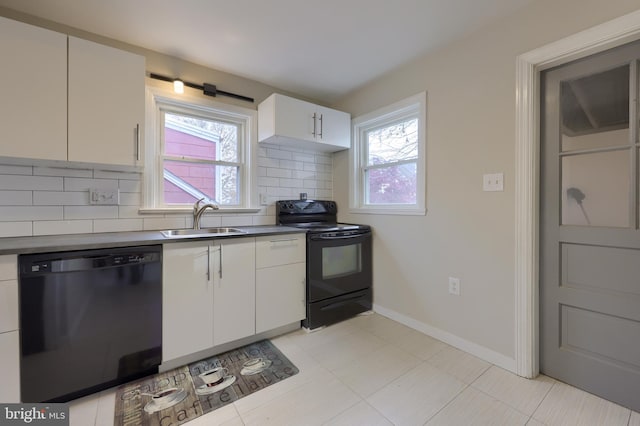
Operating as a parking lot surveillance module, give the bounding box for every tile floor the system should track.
[69,313,640,425]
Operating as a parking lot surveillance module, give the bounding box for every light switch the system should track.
[483,173,504,192]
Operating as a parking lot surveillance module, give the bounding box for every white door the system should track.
[0,17,67,161]
[273,94,318,143]
[162,242,214,362]
[256,262,306,333]
[68,37,144,166]
[315,105,351,149]
[212,238,255,346]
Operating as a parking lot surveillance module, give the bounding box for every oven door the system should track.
[307,230,372,302]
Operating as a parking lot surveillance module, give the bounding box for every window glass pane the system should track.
[366,162,417,204]
[561,65,629,152]
[218,165,239,205]
[561,149,630,227]
[366,117,418,165]
[164,112,238,162]
[163,160,239,205]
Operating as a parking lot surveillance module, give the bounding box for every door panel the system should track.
[561,150,631,227]
[562,244,640,297]
[561,304,640,369]
[540,39,640,411]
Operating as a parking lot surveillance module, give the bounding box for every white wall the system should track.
[332,0,640,362]
[0,144,332,238]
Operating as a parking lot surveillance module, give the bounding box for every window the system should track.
[144,85,257,211]
[350,92,426,214]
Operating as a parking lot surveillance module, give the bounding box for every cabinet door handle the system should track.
[219,244,223,279]
[301,277,306,305]
[318,114,323,139]
[312,113,317,137]
[135,123,140,161]
[269,238,299,247]
[207,245,211,283]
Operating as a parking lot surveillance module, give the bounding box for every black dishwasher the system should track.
[19,245,162,403]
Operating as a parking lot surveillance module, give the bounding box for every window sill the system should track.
[350,207,426,216]
[138,207,262,215]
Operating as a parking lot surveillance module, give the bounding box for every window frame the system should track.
[142,83,258,213]
[350,92,426,215]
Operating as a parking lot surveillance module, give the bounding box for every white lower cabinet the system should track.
[212,238,256,346]
[162,238,255,363]
[255,235,306,333]
[162,242,214,362]
[0,331,20,402]
[0,255,19,402]
[256,263,306,333]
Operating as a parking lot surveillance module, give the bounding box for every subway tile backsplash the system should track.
[0,143,333,237]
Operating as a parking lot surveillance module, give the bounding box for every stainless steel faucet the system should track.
[193,197,219,229]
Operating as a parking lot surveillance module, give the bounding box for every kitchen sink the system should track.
[161,227,247,238]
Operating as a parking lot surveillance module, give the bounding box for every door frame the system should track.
[515,9,640,378]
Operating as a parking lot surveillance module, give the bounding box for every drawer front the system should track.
[0,280,18,333]
[256,234,305,268]
[0,255,17,281]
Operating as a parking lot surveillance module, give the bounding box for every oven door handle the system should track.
[310,232,369,241]
[319,294,366,311]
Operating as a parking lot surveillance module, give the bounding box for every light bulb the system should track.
[173,79,184,94]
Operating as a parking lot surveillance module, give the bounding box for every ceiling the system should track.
[0,0,534,103]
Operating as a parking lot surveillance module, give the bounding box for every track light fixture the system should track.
[148,73,254,103]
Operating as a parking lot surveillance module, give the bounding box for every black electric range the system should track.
[276,200,372,329]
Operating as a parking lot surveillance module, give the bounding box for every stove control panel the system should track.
[276,200,337,215]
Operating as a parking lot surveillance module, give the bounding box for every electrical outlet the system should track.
[259,193,268,205]
[448,277,461,296]
[89,188,120,205]
[483,173,504,192]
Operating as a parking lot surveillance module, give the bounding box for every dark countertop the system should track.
[0,225,305,255]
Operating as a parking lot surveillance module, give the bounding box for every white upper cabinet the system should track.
[258,93,351,152]
[0,17,145,167]
[0,16,67,161]
[68,37,145,166]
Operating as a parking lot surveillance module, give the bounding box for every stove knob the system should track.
[288,203,294,209]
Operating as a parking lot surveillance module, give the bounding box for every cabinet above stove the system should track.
[258,93,351,152]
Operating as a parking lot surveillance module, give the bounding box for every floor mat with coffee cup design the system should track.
[114,339,299,426]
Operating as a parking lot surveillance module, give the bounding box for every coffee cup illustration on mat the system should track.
[199,367,228,387]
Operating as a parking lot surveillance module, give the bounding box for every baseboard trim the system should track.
[373,304,516,373]
[159,322,300,372]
